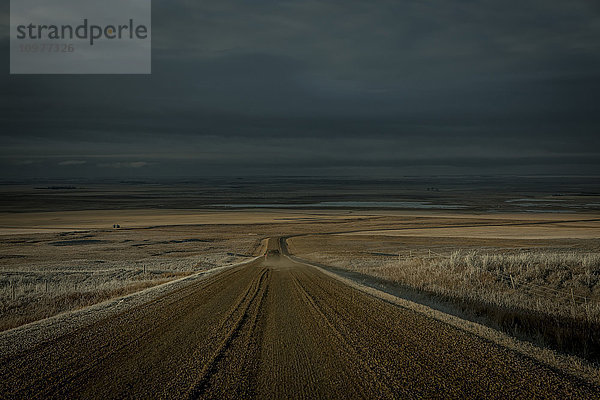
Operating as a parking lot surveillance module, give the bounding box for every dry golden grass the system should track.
[0,272,191,331]
[366,251,600,319]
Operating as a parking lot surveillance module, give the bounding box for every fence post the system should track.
[509,274,515,289]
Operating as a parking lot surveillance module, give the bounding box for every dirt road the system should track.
[1,238,597,399]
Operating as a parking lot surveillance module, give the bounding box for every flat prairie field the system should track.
[1,207,600,398]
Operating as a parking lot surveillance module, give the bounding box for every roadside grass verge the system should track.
[0,271,192,332]
[289,237,600,361]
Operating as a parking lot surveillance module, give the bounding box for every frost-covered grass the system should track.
[366,251,600,321]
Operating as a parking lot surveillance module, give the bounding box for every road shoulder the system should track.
[0,256,262,358]
[284,251,600,388]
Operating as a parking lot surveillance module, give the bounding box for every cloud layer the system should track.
[1,0,600,178]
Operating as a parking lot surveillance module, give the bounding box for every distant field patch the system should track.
[50,240,106,246]
[346,221,600,240]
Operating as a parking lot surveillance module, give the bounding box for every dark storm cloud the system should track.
[1,0,600,178]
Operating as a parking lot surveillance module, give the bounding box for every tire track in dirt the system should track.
[53,268,260,398]
[186,268,270,399]
[291,273,396,398]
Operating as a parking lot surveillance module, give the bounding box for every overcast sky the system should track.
[1,0,600,179]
